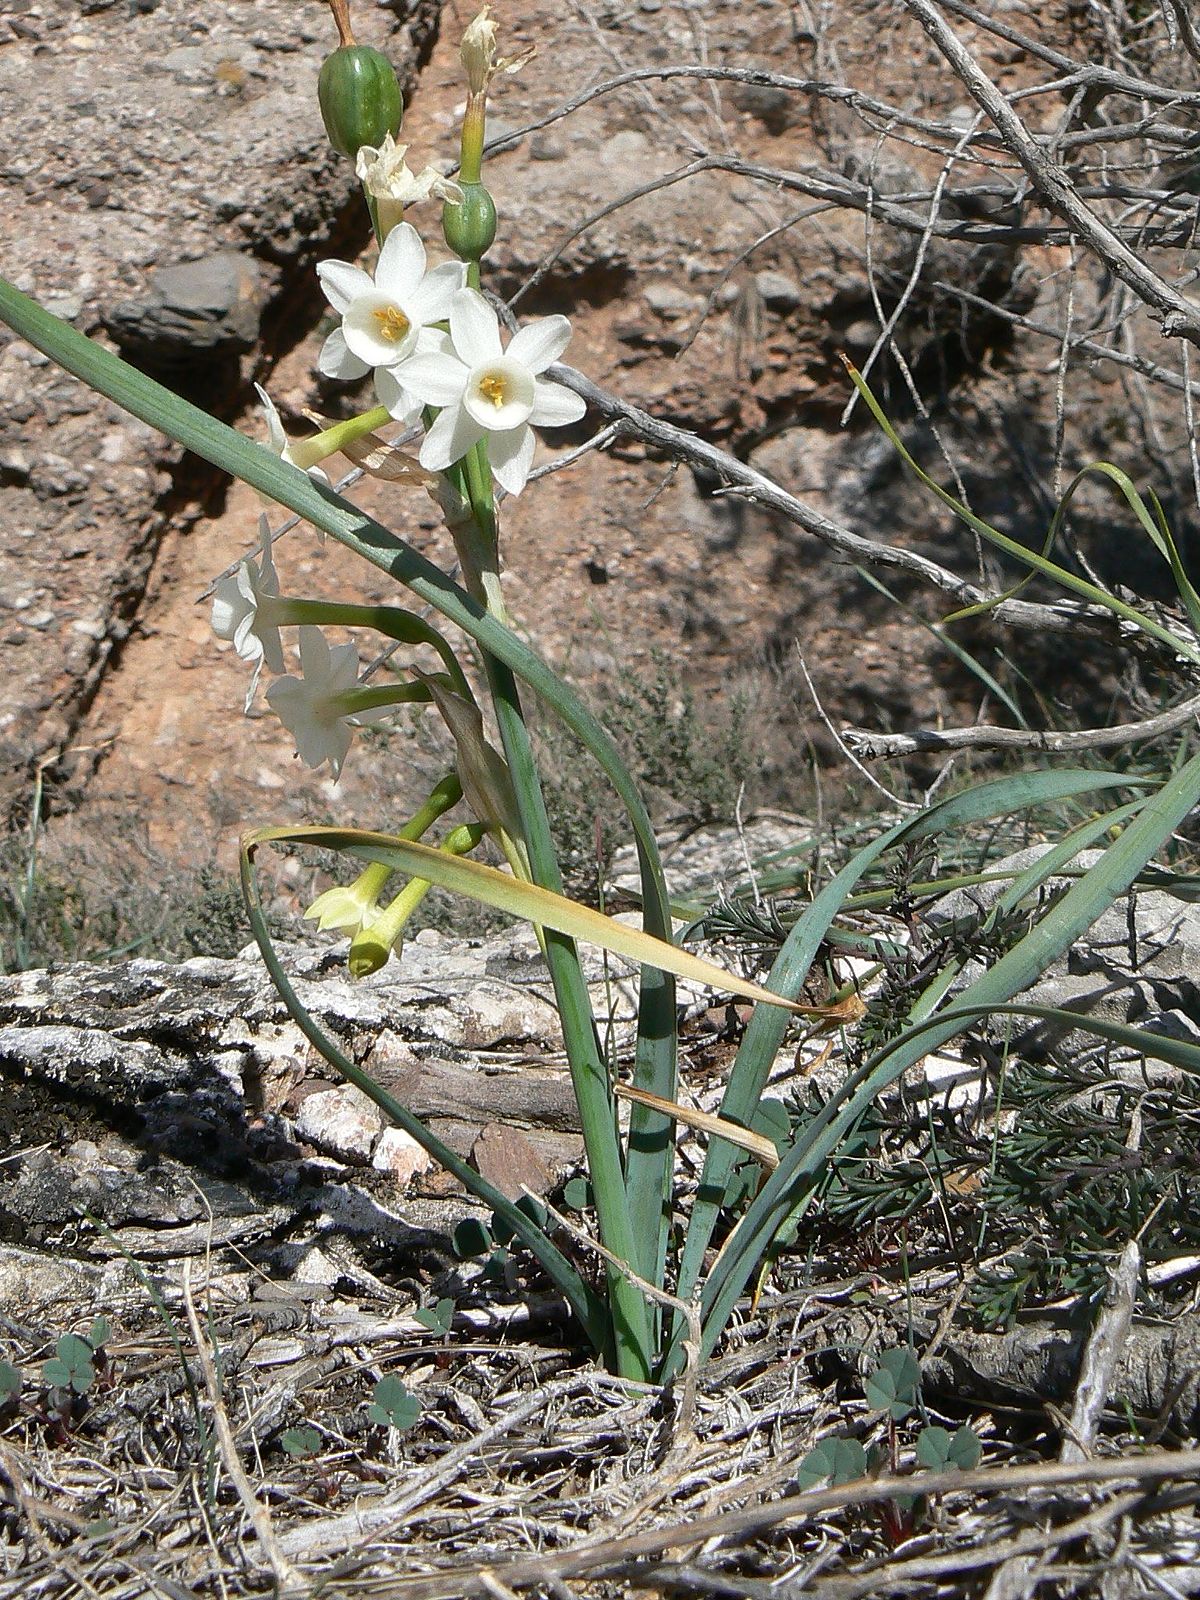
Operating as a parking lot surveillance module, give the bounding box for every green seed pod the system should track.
[442,182,497,262]
[318,45,403,160]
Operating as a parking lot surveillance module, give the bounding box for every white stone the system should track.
[293,1084,383,1162]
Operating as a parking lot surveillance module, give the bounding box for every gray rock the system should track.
[927,845,1200,1061]
[107,250,262,362]
[754,270,803,313]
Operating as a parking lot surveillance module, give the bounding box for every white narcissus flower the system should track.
[316,222,465,420]
[255,384,330,484]
[266,626,390,780]
[211,514,285,712]
[399,289,587,496]
[356,134,464,211]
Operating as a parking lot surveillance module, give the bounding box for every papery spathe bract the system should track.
[210,514,285,712]
[399,288,586,496]
[316,221,466,393]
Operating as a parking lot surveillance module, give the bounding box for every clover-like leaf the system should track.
[916,1424,982,1473]
[280,1425,322,1459]
[865,1347,922,1421]
[453,1217,493,1259]
[43,1334,97,1395]
[0,1360,21,1405]
[367,1375,420,1432]
[414,1297,455,1337]
[795,1436,867,1491]
[560,1177,592,1212]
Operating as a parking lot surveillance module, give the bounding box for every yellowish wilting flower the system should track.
[305,862,391,937]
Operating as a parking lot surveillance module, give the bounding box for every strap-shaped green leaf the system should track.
[246,824,817,1013]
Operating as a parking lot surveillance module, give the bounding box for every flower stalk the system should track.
[347,821,486,977]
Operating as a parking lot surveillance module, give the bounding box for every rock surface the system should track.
[2,0,1179,891]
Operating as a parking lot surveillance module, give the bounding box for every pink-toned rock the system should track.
[293,1084,383,1165]
[372,1127,435,1189]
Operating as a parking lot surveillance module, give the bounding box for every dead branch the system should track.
[842,688,1200,758]
[902,0,1200,347]
[550,363,1137,646]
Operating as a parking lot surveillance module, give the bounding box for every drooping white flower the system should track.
[265,626,391,780]
[316,222,465,392]
[255,384,330,484]
[211,514,285,712]
[398,289,586,496]
[356,134,464,213]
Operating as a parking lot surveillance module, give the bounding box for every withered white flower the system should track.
[356,134,464,213]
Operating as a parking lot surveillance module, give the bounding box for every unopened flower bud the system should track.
[442,181,497,262]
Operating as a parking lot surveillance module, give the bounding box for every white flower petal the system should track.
[327,638,362,694]
[529,378,587,428]
[507,314,573,374]
[399,349,471,409]
[419,402,486,471]
[374,221,426,301]
[211,567,252,649]
[486,424,536,497]
[343,289,420,367]
[317,326,371,381]
[374,365,424,424]
[298,624,333,684]
[254,384,288,454]
[317,259,373,315]
[405,260,468,326]
[450,289,502,366]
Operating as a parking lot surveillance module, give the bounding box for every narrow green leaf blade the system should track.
[247,824,808,1012]
[690,750,1200,1372]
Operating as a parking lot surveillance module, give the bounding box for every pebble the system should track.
[754,270,803,312]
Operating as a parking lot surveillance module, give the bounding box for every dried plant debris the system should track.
[1,1262,1200,1598]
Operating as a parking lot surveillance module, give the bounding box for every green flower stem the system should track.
[443,427,653,1378]
[334,679,451,716]
[266,597,471,699]
[459,95,486,185]
[405,770,465,835]
[348,821,486,977]
[288,405,392,471]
